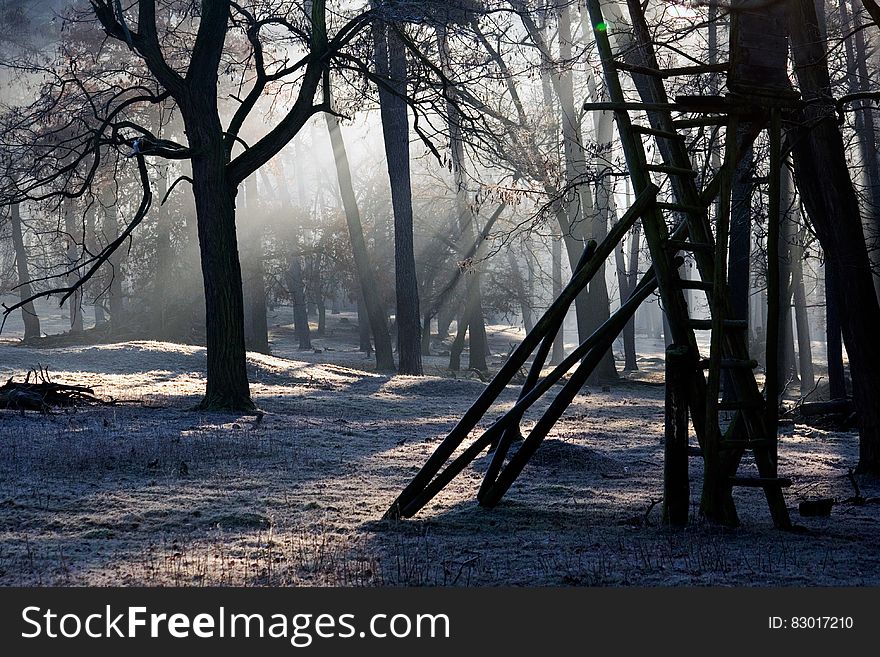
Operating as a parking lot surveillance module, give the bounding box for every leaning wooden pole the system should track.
[398,267,664,518]
[482,242,597,475]
[478,265,672,509]
[384,185,658,519]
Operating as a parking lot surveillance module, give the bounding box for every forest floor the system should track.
[0,305,878,586]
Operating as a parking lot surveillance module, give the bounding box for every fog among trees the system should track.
[1,0,880,586]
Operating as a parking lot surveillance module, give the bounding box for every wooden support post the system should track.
[663,344,692,527]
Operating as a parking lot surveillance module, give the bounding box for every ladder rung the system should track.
[646,164,698,177]
[716,399,764,411]
[614,61,730,79]
[720,439,773,450]
[656,202,706,214]
[730,476,792,488]
[674,95,730,112]
[697,358,758,369]
[673,117,727,129]
[676,279,714,291]
[613,60,664,77]
[664,63,730,77]
[632,125,684,140]
[665,239,713,253]
[686,319,749,330]
[687,446,703,458]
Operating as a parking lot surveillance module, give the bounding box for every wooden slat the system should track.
[665,239,712,253]
[646,164,698,177]
[657,201,706,213]
[632,125,684,140]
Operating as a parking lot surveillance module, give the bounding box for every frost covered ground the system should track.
[0,304,878,586]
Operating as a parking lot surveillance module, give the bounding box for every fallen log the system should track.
[798,399,853,417]
[0,368,105,411]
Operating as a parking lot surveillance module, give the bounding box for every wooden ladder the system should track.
[585,0,791,528]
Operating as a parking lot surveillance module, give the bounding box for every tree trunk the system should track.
[357,293,373,353]
[778,166,799,389]
[507,247,534,333]
[438,24,489,373]
[729,143,753,343]
[286,249,312,350]
[154,166,172,337]
[586,48,620,382]
[551,233,565,365]
[9,203,40,340]
[85,206,106,327]
[240,229,270,354]
[273,159,312,351]
[240,175,270,354]
[824,263,847,399]
[842,0,880,297]
[325,95,395,371]
[792,223,815,393]
[101,191,124,332]
[556,7,616,382]
[622,182,641,371]
[787,0,880,472]
[185,111,253,410]
[375,22,422,375]
[316,271,326,338]
[614,235,638,372]
[64,200,83,334]
[529,8,593,354]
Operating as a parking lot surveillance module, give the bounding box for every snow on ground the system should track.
[0,311,877,586]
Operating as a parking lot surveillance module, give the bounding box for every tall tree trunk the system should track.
[64,200,83,334]
[625,222,641,370]
[358,293,373,353]
[584,27,619,381]
[614,233,638,372]
[154,166,172,337]
[314,255,326,337]
[85,205,105,327]
[286,248,312,350]
[842,0,880,297]
[556,7,616,382]
[528,8,592,352]
[551,233,565,365]
[274,158,312,350]
[778,165,799,389]
[438,24,489,373]
[240,175,270,354]
[101,191,124,332]
[184,112,252,410]
[526,247,537,333]
[787,0,880,472]
[792,223,815,392]
[374,22,422,375]
[437,304,453,340]
[824,263,847,399]
[325,87,395,371]
[729,143,753,366]
[9,203,40,339]
[507,247,534,333]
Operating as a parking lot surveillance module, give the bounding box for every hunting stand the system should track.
[385,0,800,528]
